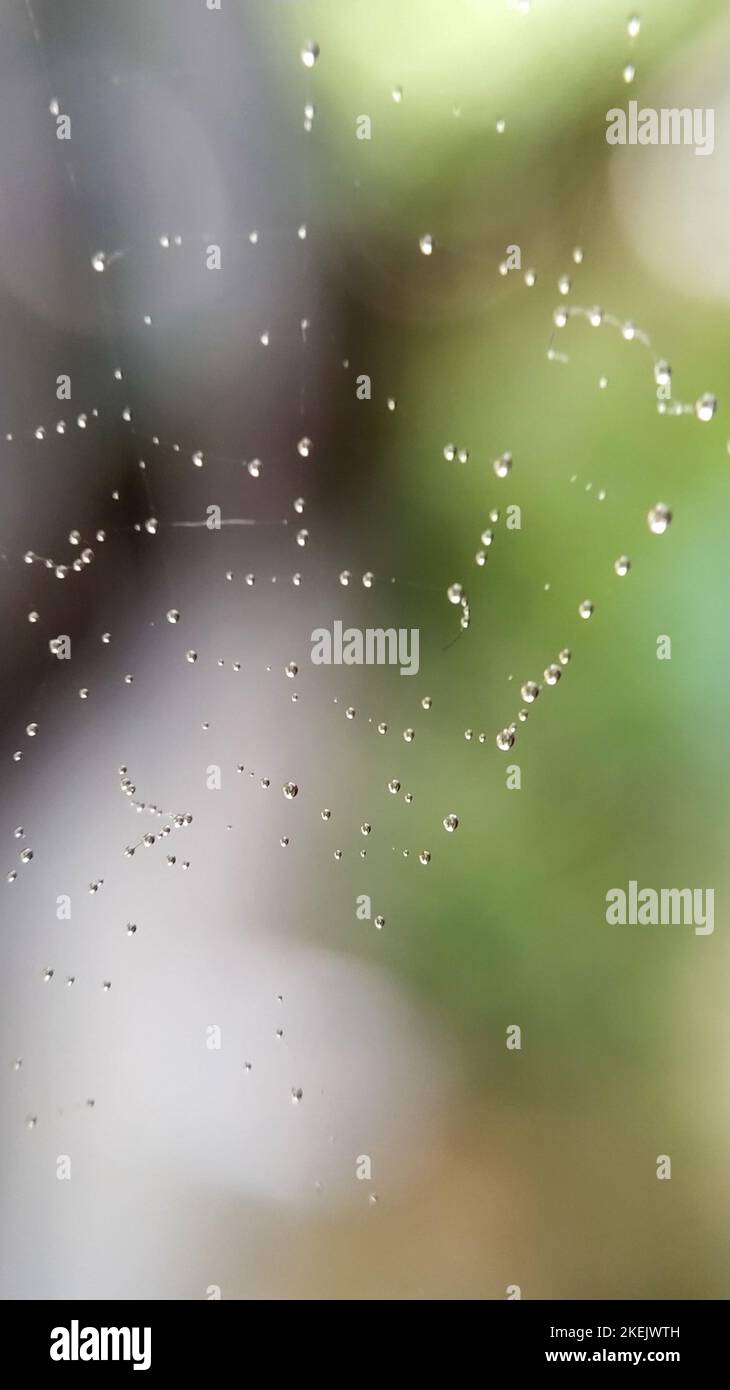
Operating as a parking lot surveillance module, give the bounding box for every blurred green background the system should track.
[271,0,730,1296]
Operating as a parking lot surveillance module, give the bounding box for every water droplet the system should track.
[496,729,515,751]
[374,915,385,930]
[622,63,636,84]
[301,40,319,68]
[494,451,512,478]
[26,722,38,737]
[578,599,594,619]
[20,848,34,864]
[388,779,401,794]
[297,436,312,458]
[403,728,415,742]
[419,234,434,256]
[524,268,537,287]
[447,582,464,605]
[296,529,309,547]
[346,707,356,720]
[654,360,671,386]
[520,680,540,703]
[91,251,107,272]
[695,393,717,423]
[559,648,571,665]
[419,850,431,866]
[291,1087,303,1103]
[282,782,298,799]
[647,503,671,535]
[362,571,374,588]
[558,275,571,296]
[166,609,180,624]
[421,696,432,710]
[614,555,631,576]
[285,661,298,679]
[42,967,53,982]
[627,15,641,39]
[553,306,568,328]
[544,664,561,685]
[442,813,459,833]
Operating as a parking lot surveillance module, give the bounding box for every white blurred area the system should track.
[610,21,730,305]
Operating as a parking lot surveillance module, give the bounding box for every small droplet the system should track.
[442,813,459,833]
[695,393,717,423]
[622,63,635,84]
[520,681,540,703]
[496,729,515,751]
[91,251,107,273]
[578,599,594,620]
[166,609,180,624]
[282,782,298,800]
[20,848,34,864]
[403,728,415,743]
[614,555,631,577]
[291,1087,303,1103]
[419,850,431,866]
[494,451,512,478]
[301,40,319,68]
[419,234,434,256]
[627,15,641,39]
[297,436,312,458]
[447,582,464,605]
[544,664,561,685]
[647,503,671,535]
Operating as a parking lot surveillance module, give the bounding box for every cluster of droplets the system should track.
[119,768,193,866]
[496,648,572,751]
[550,305,717,420]
[5,826,34,885]
[23,528,104,581]
[447,581,470,632]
